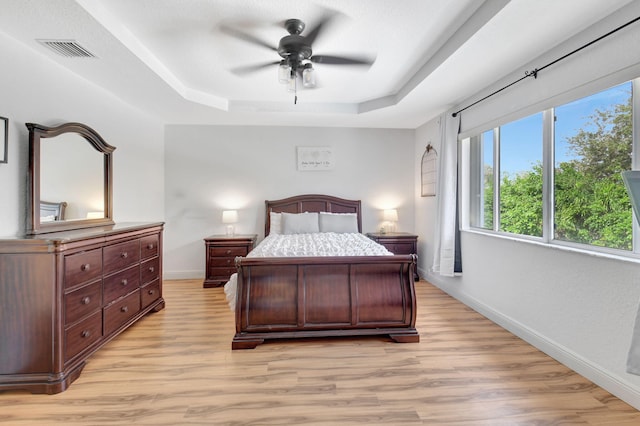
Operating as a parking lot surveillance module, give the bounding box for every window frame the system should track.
[466,78,638,257]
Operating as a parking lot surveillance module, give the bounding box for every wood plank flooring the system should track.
[1,279,639,425]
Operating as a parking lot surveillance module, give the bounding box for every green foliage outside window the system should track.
[480,92,633,250]
[554,97,632,249]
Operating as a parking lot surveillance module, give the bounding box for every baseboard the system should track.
[163,270,204,280]
[418,267,640,410]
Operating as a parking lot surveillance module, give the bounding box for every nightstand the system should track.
[203,234,257,288]
[366,232,419,281]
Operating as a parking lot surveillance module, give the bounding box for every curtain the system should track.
[627,308,640,374]
[432,112,461,277]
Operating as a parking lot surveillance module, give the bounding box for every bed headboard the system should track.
[40,200,68,221]
[265,194,362,236]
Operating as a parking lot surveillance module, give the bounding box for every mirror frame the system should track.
[26,122,116,235]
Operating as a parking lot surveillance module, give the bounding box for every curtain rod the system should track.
[451,15,640,118]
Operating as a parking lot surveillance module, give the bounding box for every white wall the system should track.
[415,2,640,409]
[164,125,415,278]
[0,31,164,237]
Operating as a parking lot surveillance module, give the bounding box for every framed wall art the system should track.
[297,146,334,171]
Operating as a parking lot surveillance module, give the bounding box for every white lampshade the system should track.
[222,210,238,236]
[222,210,238,224]
[383,209,398,222]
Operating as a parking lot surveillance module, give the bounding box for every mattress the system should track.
[223,232,392,310]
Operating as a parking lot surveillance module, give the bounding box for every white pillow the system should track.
[269,212,282,234]
[319,212,359,233]
[281,212,320,234]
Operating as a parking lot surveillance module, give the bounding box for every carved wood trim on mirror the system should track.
[27,122,116,235]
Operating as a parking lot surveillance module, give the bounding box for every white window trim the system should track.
[462,77,638,258]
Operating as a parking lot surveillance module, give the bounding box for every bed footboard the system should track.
[232,255,419,349]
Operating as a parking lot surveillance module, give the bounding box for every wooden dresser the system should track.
[0,222,164,394]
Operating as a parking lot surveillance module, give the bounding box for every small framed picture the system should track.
[297,146,334,171]
[0,116,7,164]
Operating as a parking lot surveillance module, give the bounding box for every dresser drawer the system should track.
[65,310,102,361]
[103,239,140,275]
[140,234,159,260]
[64,248,103,289]
[103,265,140,305]
[210,246,248,257]
[65,280,102,325]
[141,257,160,285]
[103,289,141,336]
[141,279,161,309]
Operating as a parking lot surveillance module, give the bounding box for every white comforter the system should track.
[223,232,392,310]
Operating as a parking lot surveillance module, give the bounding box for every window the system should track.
[469,130,494,230]
[469,80,635,253]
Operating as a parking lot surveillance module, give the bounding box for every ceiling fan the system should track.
[221,13,375,103]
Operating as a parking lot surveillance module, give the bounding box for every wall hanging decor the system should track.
[297,146,334,171]
[421,143,437,196]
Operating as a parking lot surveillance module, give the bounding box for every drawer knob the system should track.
[148,289,155,295]
[121,279,128,286]
[81,296,91,305]
[81,330,91,338]
[149,266,155,273]
[226,249,231,255]
[121,252,128,258]
[147,244,154,249]
[81,263,90,271]
[121,306,129,313]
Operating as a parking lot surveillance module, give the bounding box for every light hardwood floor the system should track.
[1,279,639,425]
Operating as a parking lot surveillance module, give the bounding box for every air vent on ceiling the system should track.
[37,40,96,58]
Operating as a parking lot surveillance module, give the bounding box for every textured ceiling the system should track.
[0,0,635,128]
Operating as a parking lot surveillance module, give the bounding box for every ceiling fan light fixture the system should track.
[287,73,297,92]
[278,61,290,84]
[302,63,316,88]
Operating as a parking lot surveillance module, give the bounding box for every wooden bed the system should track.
[232,194,419,349]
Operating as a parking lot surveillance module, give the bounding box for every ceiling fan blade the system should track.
[220,25,278,52]
[230,61,280,76]
[311,55,376,66]
[303,11,337,45]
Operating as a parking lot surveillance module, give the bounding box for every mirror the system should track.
[27,122,115,234]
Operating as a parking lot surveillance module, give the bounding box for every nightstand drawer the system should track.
[386,242,415,255]
[209,266,237,279]
[210,256,236,267]
[210,246,249,257]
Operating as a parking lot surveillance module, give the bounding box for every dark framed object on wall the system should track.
[0,116,7,164]
[421,143,437,197]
